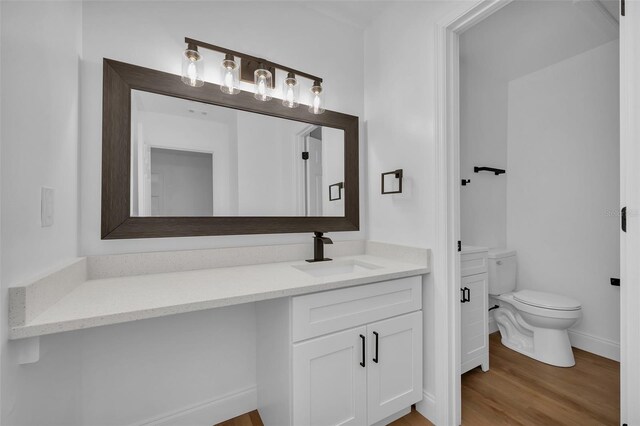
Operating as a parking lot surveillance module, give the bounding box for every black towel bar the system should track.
[474,166,506,175]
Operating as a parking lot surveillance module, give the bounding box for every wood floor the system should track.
[216,408,433,426]
[461,332,619,425]
[217,332,619,426]
[217,410,264,426]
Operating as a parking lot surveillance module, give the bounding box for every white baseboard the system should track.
[415,390,436,425]
[569,329,620,362]
[134,385,257,426]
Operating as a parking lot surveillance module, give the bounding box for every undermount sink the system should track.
[293,259,383,277]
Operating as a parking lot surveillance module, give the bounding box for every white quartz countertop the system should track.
[10,253,428,339]
[461,245,489,254]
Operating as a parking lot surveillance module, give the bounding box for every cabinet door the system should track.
[461,273,488,373]
[367,311,423,425]
[293,326,367,426]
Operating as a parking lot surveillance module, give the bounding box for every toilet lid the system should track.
[514,290,581,311]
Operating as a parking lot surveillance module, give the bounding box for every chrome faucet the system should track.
[307,232,333,262]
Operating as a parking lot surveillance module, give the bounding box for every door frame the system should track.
[294,124,321,216]
[619,1,637,423]
[433,1,528,424]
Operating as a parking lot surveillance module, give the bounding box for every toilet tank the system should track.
[488,248,517,296]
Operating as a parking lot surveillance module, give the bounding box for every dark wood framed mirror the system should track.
[102,59,359,239]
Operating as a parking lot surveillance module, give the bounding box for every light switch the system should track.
[41,187,54,227]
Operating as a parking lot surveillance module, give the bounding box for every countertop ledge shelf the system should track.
[9,241,430,340]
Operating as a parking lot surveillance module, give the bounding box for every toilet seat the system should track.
[499,292,581,320]
[514,290,581,311]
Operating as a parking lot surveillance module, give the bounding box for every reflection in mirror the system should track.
[130,90,345,217]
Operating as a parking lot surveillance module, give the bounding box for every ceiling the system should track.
[460,0,619,82]
[305,0,618,32]
[303,1,391,30]
[133,90,238,125]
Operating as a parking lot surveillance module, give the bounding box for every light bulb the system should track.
[287,86,295,104]
[224,70,234,90]
[254,65,272,101]
[282,72,299,108]
[181,47,204,87]
[220,54,240,95]
[187,62,197,86]
[309,81,325,114]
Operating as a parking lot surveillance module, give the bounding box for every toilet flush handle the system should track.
[496,260,503,265]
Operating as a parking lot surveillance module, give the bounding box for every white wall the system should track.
[459,0,619,249]
[79,305,256,425]
[364,2,476,420]
[137,110,236,216]
[459,67,508,248]
[0,1,82,425]
[236,113,306,216]
[507,40,620,350]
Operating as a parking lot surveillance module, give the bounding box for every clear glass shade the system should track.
[309,83,325,114]
[220,54,240,95]
[282,73,300,108]
[254,66,273,101]
[181,49,204,87]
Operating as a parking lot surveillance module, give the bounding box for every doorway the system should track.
[434,0,630,424]
[304,127,324,216]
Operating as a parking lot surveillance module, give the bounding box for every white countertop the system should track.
[10,253,428,339]
[461,245,489,254]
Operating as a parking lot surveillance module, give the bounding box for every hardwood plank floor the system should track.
[388,408,434,426]
[217,410,264,426]
[217,332,619,426]
[217,408,433,426]
[462,332,620,425]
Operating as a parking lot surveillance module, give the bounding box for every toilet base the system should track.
[499,328,575,367]
[494,304,576,367]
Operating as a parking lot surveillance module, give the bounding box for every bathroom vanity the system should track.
[258,275,422,426]
[460,246,489,374]
[8,241,429,425]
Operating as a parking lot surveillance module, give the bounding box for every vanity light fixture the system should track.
[282,72,299,108]
[309,81,325,115]
[181,44,204,87]
[220,53,240,94]
[254,63,273,101]
[179,37,325,113]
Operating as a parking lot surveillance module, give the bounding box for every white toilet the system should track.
[489,248,582,367]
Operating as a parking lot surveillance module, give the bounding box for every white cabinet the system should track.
[257,276,423,426]
[460,250,489,374]
[293,327,367,426]
[367,311,422,424]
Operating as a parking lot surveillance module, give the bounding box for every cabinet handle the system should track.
[359,334,366,367]
[373,331,379,363]
[461,287,471,303]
